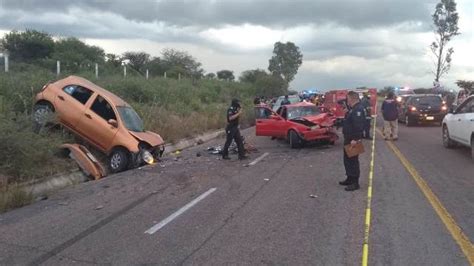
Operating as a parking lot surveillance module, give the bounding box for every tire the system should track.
[405,115,414,127]
[289,130,302,149]
[442,125,455,149]
[109,148,129,173]
[33,103,53,133]
[471,137,474,162]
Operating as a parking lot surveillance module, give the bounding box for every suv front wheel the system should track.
[442,125,455,148]
[109,148,129,173]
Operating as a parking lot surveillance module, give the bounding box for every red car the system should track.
[255,102,338,148]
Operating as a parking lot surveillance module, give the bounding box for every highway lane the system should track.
[0,124,472,265]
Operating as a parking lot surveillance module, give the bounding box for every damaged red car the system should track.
[255,102,338,148]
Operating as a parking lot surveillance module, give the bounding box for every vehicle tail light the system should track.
[409,106,417,112]
[441,105,447,111]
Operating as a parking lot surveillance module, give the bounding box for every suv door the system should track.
[453,97,474,146]
[76,95,119,152]
[56,85,93,129]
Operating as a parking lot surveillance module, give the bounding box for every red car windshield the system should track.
[287,106,320,119]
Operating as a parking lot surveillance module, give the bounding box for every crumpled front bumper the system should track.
[299,128,339,142]
[131,145,166,167]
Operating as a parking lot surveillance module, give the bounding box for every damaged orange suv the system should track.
[34,76,165,173]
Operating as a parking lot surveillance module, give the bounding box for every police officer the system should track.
[222,99,248,160]
[339,91,366,191]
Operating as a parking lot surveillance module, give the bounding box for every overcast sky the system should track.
[0,0,472,91]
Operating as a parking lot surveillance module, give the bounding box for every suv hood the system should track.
[129,131,164,147]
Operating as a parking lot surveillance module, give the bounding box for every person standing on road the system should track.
[381,91,399,141]
[361,93,372,139]
[339,91,366,191]
[281,95,291,106]
[222,99,248,160]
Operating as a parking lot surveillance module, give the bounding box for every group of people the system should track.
[221,91,370,192]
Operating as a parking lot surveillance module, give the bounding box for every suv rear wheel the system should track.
[33,103,54,132]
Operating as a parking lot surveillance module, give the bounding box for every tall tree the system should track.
[1,29,54,62]
[268,42,303,84]
[52,37,105,71]
[123,51,150,73]
[217,70,235,81]
[105,53,122,68]
[430,0,460,83]
[161,48,203,79]
[239,69,267,83]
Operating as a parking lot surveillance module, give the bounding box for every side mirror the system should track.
[270,114,282,120]
[108,119,118,127]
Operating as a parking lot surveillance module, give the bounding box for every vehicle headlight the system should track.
[310,125,320,130]
[141,150,154,164]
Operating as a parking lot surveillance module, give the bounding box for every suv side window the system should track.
[91,95,116,121]
[63,85,93,105]
[458,98,474,114]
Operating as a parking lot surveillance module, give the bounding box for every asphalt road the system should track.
[0,120,472,265]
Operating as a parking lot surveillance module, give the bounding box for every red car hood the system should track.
[129,131,164,147]
[301,113,335,127]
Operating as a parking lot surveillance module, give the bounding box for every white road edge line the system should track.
[248,152,269,166]
[145,187,217,235]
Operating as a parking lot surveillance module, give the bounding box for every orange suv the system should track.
[34,76,165,173]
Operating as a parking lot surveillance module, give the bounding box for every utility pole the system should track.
[4,53,8,72]
[146,69,149,80]
[95,63,98,78]
[123,65,127,78]
[56,60,60,76]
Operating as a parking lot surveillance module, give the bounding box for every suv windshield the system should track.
[287,106,320,119]
[411,96,442,106]
[117,106,144,132]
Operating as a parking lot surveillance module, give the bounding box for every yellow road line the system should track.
[376,128,474,265]
[362,118,377,266]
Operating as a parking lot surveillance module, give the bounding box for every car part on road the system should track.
[61,143,107,180]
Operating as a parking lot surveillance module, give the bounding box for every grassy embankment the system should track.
[0,66,258,212]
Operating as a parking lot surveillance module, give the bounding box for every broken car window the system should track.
[117,106,144,132]
[91,95,117,121]
[63,85,93,105]
[287,106,320,119]
[255,107,272,119]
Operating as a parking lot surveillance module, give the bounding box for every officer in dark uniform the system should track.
[339,91,366,191]
[222,99,248,160]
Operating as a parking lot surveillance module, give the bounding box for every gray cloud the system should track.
[2,0,432,30]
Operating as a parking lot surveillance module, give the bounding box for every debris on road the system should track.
[196,152,202,157]
[264,178,270,181]
[61,143,107,180]
[35,195,48,201]
[95,205,104,210]
[309,194,318,198]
